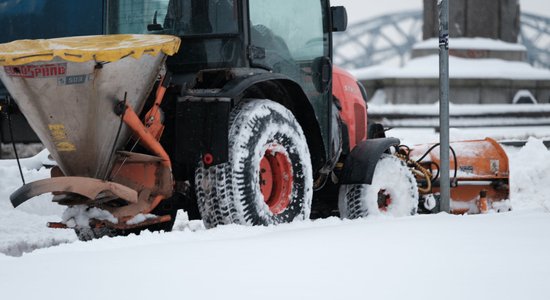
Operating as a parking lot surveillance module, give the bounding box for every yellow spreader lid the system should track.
[0,34,181,66]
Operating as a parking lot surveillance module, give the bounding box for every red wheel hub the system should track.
[377,189,392,212]
[259,144,293,215]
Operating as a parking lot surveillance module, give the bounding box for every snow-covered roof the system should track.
[352,55,550,80]
[368,103,550,116]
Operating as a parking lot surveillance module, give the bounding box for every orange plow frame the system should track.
[409,137,510,214]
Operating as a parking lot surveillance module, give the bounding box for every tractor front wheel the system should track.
[338,154,419,219]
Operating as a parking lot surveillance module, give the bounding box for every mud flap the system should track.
[175,97,231,166]
[339,137,400,185]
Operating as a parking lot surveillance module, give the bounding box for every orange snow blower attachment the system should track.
[0,34,181,230]
[407,138,510,214]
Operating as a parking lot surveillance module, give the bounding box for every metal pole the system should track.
[438,0,451,213]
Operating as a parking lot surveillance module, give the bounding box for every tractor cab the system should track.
[106,0,338,75]
[106,0,348,175]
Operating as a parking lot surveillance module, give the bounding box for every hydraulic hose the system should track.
[415,143,458,183]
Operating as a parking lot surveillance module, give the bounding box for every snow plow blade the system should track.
[409,138,510,214]
[10,177,138,208]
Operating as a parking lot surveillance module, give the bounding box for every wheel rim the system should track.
[259,144,293,215]
[377,189,392,212]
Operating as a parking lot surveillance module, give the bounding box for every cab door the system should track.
[247,0,333,160]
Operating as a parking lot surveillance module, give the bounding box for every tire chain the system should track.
[196,162,240,228]
[342,185,367,219]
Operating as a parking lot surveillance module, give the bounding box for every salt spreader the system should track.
[0,35,181,233]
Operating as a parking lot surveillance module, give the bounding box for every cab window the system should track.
[249,0,325,69]
[108,0,238,35]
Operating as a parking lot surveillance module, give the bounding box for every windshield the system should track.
[107,0,243,72]
[107,0,238,35]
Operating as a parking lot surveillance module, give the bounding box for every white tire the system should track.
[339,154,419,219]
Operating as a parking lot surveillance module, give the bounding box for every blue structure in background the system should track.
[0,0,104,43]
[0,0,105,144]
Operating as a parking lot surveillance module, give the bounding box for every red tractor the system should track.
[0,0,509,239]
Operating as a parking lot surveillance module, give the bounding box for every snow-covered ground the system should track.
[1,126,550,299]
[2,211,550,300]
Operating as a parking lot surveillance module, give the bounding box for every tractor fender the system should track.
[176,69,327,173]
[234,75,328,174]
[339,137,401,185]
[187,69,301,101]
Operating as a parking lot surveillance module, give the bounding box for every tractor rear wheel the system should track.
[195,99,313,228]
[338,154,419,219]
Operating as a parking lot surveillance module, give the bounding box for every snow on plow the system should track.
[0,35,180,233]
